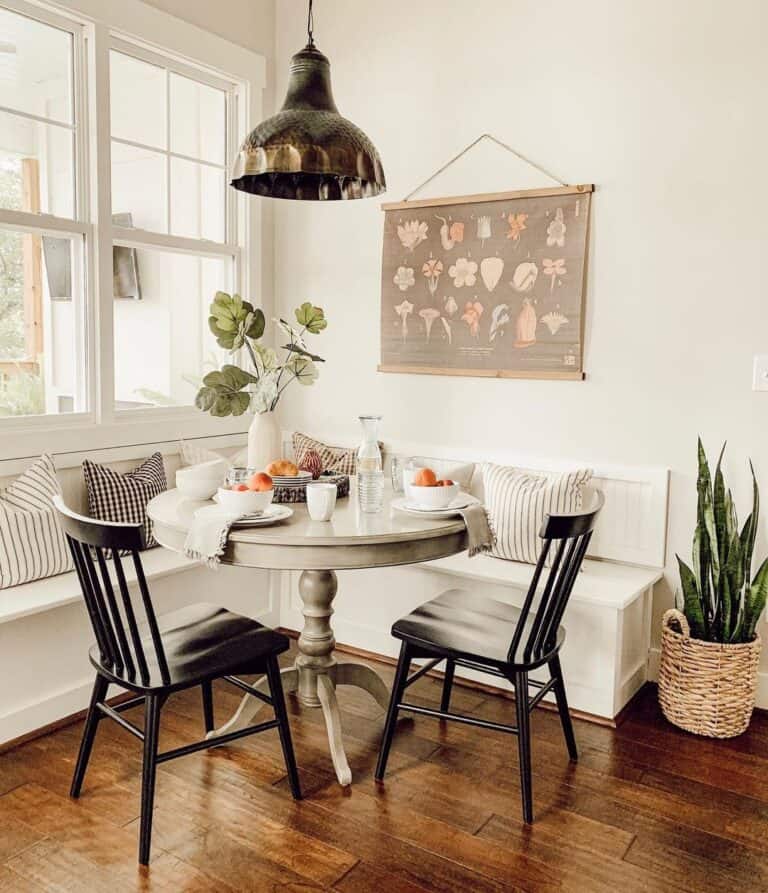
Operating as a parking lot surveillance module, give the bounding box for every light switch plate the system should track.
[753,355,768,391]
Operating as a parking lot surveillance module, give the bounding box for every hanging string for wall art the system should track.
[378,133,594,381]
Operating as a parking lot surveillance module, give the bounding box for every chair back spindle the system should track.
[54,495,170,686]
[507,491,604,665]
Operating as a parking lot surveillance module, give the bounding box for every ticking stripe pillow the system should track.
[483,464,593,565]
[292,432,358,476]
[0,454,73,589]
[82,452,167,550]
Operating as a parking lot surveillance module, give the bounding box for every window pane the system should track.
[113,247,232,409]
[170,158,224,241]
[0,8,72,124]
[110,51,166,149]
[0,227,85,416]
[0,111,74,217]
[169,73,226,165]
[111,141,167,233]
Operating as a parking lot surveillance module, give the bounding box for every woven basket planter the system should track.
[659,608,761,738]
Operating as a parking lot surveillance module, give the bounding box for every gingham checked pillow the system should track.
[292,432,358,476]
[0,454,73,588]
[482,463,593,566]
[82,453,167,549]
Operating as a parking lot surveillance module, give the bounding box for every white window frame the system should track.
[0,0,266,463]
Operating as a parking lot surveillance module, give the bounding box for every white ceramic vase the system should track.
[247,410,280,470]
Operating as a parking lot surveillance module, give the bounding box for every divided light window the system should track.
[0,2,245,424]
[108,42,238,411]
[0,5,86,417]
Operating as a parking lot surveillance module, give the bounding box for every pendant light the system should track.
[230,0,385,201]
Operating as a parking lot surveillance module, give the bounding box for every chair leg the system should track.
[266,657,302,800]
[375,642,412,782]
[70,674,109,798]
[549,656,578,761]
[440,658,455,714]
[513,671,534,824]
[139,695,162,866]
[201,680,214,733]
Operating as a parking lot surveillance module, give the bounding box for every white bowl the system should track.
[408,482,460,510]
[216,486,274,514]
[177,459,227,483]
[176,477,220,500]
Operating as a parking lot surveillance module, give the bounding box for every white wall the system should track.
[273,1,768,661]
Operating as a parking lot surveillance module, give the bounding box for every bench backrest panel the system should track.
[283,431,669,569]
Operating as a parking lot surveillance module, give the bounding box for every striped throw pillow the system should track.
[0,454,73,589]
[82,453,167,549]
[292,432,358,476]
[483,464,593,565]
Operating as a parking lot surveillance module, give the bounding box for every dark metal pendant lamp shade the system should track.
[230,0,385,201]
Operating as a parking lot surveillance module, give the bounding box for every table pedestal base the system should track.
[206,569,391,786]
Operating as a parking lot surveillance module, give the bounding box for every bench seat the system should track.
[0,549,199,626]
[425,554,663,610]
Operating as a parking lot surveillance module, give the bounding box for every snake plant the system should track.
[677,439,768,643]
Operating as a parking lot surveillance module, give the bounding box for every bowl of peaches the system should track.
[216,470,274,514]
[406,467,460,510]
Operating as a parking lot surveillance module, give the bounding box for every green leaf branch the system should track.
[196,293,327,418]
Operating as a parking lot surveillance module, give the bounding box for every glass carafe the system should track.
[357,415,384,512]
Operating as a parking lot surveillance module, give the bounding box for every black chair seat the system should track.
[90,603,289,693]
[376,492,605,826]
[54,496,301,866]
[392,588,565,670]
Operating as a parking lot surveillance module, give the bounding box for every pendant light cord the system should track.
[307,0,315,47]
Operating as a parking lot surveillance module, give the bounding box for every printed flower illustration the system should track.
[489,303,510,342]
[546,207,566,248]
[419,307,441,341]
[435,216,465,250]
[392,266,415,292]
[422,257,444,296]
[542,257,567,293]
[441,317,452,345]
[510,261,538,293]
[541,310,569,335]
[506,212,528,242]
[397,219,429,251]
[461,300,484,338]
[476,215,492,245]
[394,299,414,340]
[444,295,458,317]
[448,257,478,288]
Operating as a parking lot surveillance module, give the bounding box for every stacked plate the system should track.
[271,471,313,489]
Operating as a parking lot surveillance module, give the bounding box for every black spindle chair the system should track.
[375,492,604,823]
[53,496,301,865]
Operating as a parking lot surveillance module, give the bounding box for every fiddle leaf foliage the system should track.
[195,292,327,417]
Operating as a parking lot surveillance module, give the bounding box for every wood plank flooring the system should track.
[2,642,768,892]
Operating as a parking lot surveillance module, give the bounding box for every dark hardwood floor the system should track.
[2,640,768,892]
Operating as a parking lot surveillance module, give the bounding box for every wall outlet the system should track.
[753,355,768,391]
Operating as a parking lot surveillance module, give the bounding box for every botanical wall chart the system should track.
[379,185,593,380]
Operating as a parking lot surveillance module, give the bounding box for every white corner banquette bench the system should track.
[278,432,669,723]
[0,433,668,746]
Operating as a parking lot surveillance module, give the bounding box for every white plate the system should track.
[391,494,480,519]
[195,504,293,528]
[272,473,312,484]
[231,505,293,527]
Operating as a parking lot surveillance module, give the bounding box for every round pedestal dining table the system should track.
[147,484,468,785]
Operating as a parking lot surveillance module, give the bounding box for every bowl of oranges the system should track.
[216,471,274,514]
[406,467,459,510]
